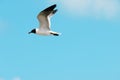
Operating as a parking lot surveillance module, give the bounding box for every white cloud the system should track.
[12,77,21,80]
[0,77,4,80]
[93,0,120,19]
[49,0,120,19]
[61,0,91,15]
[0,77,21,80]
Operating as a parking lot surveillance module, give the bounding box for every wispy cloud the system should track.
[12,77,21,80]
[49,0,120,19]
[0,77,21,80]
[0,77,4,80]
[92,0,120,19]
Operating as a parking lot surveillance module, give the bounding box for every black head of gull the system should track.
[28,29,36,34]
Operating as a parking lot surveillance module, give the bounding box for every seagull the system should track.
[28,4,60,36]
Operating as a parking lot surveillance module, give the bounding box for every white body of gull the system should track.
[29,4,60,36]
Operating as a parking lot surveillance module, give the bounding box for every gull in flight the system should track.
[29,4,60,36]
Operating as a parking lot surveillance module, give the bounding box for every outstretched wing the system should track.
[37,4,57,30]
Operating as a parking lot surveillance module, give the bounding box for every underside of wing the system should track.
[37,4,58,30]
[38,15,50,30]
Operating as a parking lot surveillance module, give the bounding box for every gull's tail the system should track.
[50,31,61,36]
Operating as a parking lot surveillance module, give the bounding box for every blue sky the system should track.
[0,0,120,80]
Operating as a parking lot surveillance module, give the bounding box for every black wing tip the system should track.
[53,4,57,7]
[53,9,58,14]
[48,4,57,9]
[50,4,57,9]
[43,4,57,12]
